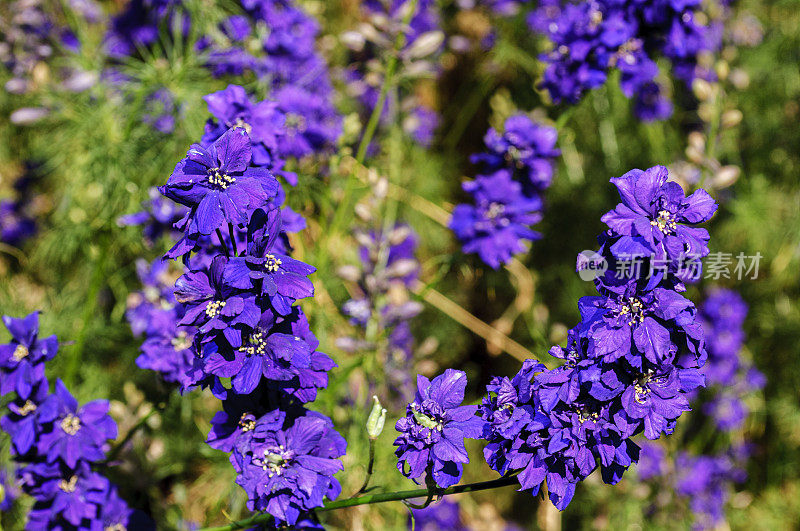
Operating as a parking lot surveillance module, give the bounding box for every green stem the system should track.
[198,476,519,531]
[327,0,419,240]
[353,438,377,497]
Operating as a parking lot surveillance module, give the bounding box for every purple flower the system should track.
[231,412,346,526]
[273,85,342,159]
[0,312,58,399]
[394,369,486,488]
[160,128,279,241]
[450,170,544,269]
[174,256,261,348]
[403,107,439,147]
[21,462,109,528]
[200,312,313,396]
[1,381,49,456]
[143,88,178,134]
[471,114,560,195]
[201,85,288,171]
[601,165,717,278]
[480,360,551,496]
[636,441,666,481]
[578,280,698,366]
[36,380,117,468]
[0,198,36,246]
[410,499,466,531]
[703,393,747,432]
[223,208,316,315]
[118,187,188,246]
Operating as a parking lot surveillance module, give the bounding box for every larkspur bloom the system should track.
[174,255,261,348]
[118,187,188,246]
[395,369,486,488]
[0,198,36,246]
[601,165,717,279]
[0,312,58,399]
[223,207,315,315]
[160,127,279,245]
[450,170,544,269]
[21,462,110,528]
[231,412,346,525]
[1,381,48,456]
[410,499,466,531]
[471,114,560,195]
[201,85,288,174]
[479,168,717,510]
[531,0,721,120]
[36,380,117,468]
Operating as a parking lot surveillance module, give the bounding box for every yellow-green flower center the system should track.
[264,254,282,273]
[59,476,78,493]
[61,414,81,435]
[650,209,677,234]
[208,168,236,190]
[12,344,29,362]
[205,300,226,318]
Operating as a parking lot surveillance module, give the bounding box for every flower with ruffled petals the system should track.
[395,369,486,488]
[232,412,346,526]
[160,128,279,243]
[36,380,117,468]
[0,312,58,399]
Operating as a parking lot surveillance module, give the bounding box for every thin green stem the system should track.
[198,476,519,531]
[327,0,419,240]
[353,438,377,497]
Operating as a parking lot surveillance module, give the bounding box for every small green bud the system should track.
[366,396,387,440]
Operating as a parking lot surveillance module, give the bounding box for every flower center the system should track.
[238,330,267,358]
[19,400,37,416]
[650,209,677,234]
[238,412,256,432]
[259,445,294,478]
[264,254,282,273]
[284,113,307,133]
[486,202,505,220]
[207,168,236,190]
[232,117,252,134]
[577,408,600,423]
[61,414,81,435]
[59,475,78,493]
[105,525,126,531]
[618,297,645,326]
[205,300,226,318]
[12,344,29,361]
[410,403,443,431]
[171,331,192,351]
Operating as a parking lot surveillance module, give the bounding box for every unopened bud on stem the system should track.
[366,396,387,439]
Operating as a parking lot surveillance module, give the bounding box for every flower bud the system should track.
[366,396,387,439]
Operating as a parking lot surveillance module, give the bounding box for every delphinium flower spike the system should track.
[479,166,717,509]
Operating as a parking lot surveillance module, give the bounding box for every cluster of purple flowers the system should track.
[0,312,144,529]
[699,288,764,432]
[342,0,442,147]
[103,0,342,146]
[474,165,717,508]
[1,172,37,247]
[123,77,345,523]
[449,114,560,269]
[338,224,422,405]
[633,289,764,529]
[530,0,722,120]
